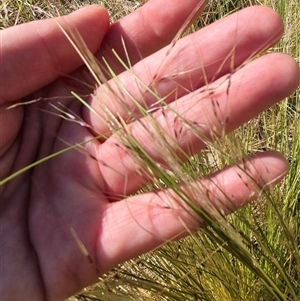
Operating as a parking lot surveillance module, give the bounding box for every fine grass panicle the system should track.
[1,1,300,301]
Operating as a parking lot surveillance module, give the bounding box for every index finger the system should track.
[0,5,109,104]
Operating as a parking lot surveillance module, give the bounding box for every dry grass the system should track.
[1,1,299,301]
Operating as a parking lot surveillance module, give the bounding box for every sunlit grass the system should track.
[1,1,299,301]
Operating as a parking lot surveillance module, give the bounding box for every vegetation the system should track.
[1,0,299,300]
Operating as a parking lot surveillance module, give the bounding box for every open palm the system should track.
[1,2,299,301]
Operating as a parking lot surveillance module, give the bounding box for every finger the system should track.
[0,5,109,104]
[98,0,206,74]
[97,53,299,197]
[97,151,288,273]
[85,6,284,136]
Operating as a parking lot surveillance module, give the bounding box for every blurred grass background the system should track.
[1,1,299,300]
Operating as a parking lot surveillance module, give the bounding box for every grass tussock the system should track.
[1,0,300,301]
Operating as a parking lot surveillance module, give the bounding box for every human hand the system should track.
[1,1,299,300]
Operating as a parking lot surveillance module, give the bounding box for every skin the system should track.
[0,1,299,300]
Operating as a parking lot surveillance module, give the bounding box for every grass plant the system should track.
[1,1,299,301]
